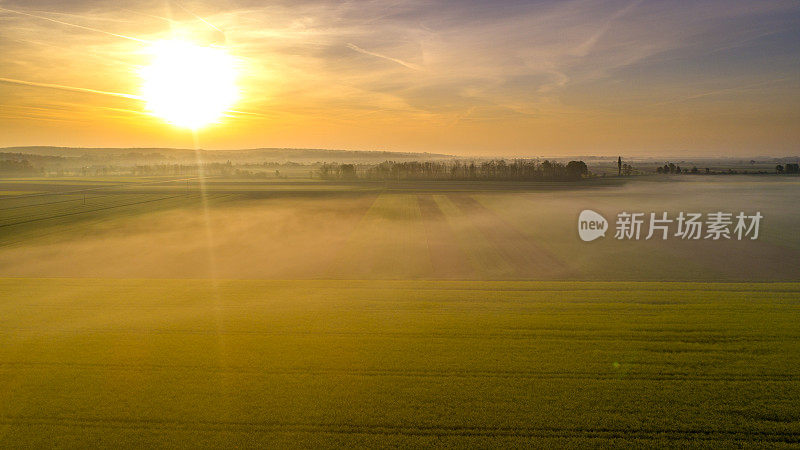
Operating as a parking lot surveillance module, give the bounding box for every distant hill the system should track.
[0,147,456,164]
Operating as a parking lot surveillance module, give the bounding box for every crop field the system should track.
[1,176,799,446]
[1,279,799,446]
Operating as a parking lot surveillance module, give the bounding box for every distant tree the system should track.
[617,156,622,176]
[566,160,588,179]
[541,160,555,178]
[656,166,663,174]
[0,158,38,175]
[668,163,676,174]
[496,159,508,179]
[318,163,333,179]
[776,164,784,174]
[622,163,633,176]
[340,164,356,179]
[786,163,800,174]
[675,166,682,174]
[690,166,699,174]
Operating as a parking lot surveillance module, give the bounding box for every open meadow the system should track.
[1,176,799,446]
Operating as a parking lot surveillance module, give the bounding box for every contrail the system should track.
[3,103,150,124]
[0,77,142,100]
[94,106,151,117]
[173,1,223,33]
[346,43,422,71]
[27,9,134,24]
[228,109,271,117]
[574,0,642,57]
[7,37,139,68]
[649,77,791,107]
[0,7,149,43]
[0,113,81,124]
[121,8,179,25]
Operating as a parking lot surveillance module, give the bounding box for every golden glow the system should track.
[0,3,797,155]
[139,40,238,129]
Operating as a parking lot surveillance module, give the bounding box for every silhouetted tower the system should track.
[617,156,622,176]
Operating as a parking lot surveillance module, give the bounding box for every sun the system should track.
[140,40,239,130]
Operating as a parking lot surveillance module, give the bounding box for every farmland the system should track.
[1,176,798,280]
[1,279,799,446]
[1,175,799,446]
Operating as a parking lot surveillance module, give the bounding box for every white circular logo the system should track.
[578,210,608,241]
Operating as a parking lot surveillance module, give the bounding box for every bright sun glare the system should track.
[140,40,238,130]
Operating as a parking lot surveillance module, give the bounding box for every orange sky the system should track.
[0,0,798,156]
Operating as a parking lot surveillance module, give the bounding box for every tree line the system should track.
[317,159,589,181]
[656,161,799,175]
[0,159,41,175]
[776,163,799,174]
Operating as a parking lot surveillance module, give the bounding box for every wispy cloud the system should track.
[346,43,422,71]
[0,0,798,154]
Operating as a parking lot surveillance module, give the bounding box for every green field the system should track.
[1,279,799,446]
[1,176,799,446]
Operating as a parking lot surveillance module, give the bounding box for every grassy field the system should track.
[1,279,799,447]
[0,176,799,446]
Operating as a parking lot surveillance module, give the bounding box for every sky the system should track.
[0,0,798,156]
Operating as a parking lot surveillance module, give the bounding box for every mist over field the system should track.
[2,0,799,444]
[1,177,797,280]
[2,170,800,446]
